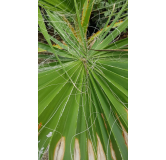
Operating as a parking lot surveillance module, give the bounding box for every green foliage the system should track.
[38,0,128,159]
[92,0,128,29]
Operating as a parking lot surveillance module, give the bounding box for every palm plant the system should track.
[38,0,128,159]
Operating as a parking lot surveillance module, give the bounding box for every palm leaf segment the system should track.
[38,0,128,159]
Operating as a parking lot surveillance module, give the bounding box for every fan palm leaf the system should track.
[38,0,128,159]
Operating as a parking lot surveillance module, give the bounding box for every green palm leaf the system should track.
[38,0,128,159]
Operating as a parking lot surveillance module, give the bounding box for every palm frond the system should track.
[38,0,128,160]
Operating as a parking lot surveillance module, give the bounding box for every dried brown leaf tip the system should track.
[110,141,117,160]
[88,139,95,160]
[101,113,108,130]
[96,134,106,160]
[38,122,42,130]
[74,138,80,160]
[116,114,128,147]
[54,137,65,160]
[38,122,42,136]
[121,125,128,147]
[41,145,49,160]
